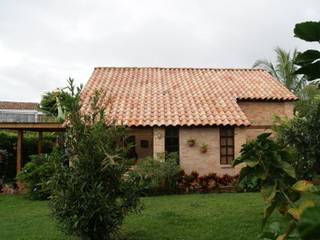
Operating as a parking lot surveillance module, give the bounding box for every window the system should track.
[165,127,179,154]
[220,127,234,165]
[140,140,149,148]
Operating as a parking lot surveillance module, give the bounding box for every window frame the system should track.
[220,127,235,165]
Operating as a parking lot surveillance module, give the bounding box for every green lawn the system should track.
[0,193,264,240]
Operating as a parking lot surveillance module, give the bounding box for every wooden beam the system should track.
[16,130,23,173]
[38,131,43,154]
[0,122,65,131]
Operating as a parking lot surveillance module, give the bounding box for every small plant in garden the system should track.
[49,79,141,240]
[16,152,59,200]
[200,143,208,153]
[187,138,195,147]
[134,152,180,195]
[176,171,237,193]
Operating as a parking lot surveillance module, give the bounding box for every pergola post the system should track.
[16,130,23,173]
[38,131,43,154]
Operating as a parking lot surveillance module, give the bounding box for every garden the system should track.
[1,21,320,240]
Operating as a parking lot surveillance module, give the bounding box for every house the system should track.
[81,67,297,175]
[0,101,43,123]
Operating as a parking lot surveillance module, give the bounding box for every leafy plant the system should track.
[274,99,320,180]
[294,84,320,117]
[294,21,320,82]
[177,171,237,193]
[233,133,297,228]
[16,152,59,200]
[187,138,195,147]
[49,80,141,240]
[134,152,180,195]
[234,132,320,239]
[200,143,208,153]
[253,47,306,93]
[236,174,260,192]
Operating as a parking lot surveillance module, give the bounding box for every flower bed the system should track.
[176,170,239,193]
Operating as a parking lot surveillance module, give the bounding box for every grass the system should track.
[0,193,264,240]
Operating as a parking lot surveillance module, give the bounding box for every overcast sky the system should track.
[0,0,319,102]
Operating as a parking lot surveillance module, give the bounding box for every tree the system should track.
[39,78,75,119]
[295,84,320,117]
[294,21,320,82]
[49,80,141,240]
[253,47,306,93]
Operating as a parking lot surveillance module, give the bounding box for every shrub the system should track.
[274,100,320,180]
[0,130,56,180]
[16,151,59,199]
[236,175,260,192]
[49,79,141,240]
[177,171,238,193]
[134,152,180,195]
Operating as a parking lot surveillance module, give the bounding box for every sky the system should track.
[0,0,319,102]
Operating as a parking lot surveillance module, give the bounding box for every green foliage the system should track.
[294,84,320,117]
[297,205,320,240]
[275,98,320,179]
[234,132,320,239]
[0,130,55,180]
[16,152,59,200]
[236,174,260,192]
[134,153,180,195]
[233,133,297,228]
[39,78,81,119]
[294,21,320,81]
[253,47,306,93]
[294,21,320,42]
[49,80,141,240]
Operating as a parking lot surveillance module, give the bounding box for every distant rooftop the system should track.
[0,101,39,110]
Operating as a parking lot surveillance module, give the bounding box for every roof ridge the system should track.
[94,66,265,71]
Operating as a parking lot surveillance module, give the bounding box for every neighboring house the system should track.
[81,67,297,175]
[0,101,43,123]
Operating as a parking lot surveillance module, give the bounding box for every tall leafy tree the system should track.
[49,80,141,240]
[253,47,306,93]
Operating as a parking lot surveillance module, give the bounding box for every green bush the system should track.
[16,151,59,200]
[236,175,260,192]
[49,79,141,240]
[0,130,56,180]
[274,98,320,180]
[134,152,180,195]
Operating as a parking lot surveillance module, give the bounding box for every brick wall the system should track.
[238,101,294,140]
[179,127,245,176]
[128,127,153,159]
[135,101,295,176]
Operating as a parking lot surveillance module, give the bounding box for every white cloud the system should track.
[0,0,319,101]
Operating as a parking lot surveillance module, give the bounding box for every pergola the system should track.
[0,122,65,173]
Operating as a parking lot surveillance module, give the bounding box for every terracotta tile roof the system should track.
[0,101,39,110]
[81,67,297,127]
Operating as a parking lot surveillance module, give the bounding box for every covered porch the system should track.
[0,122,65,174]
